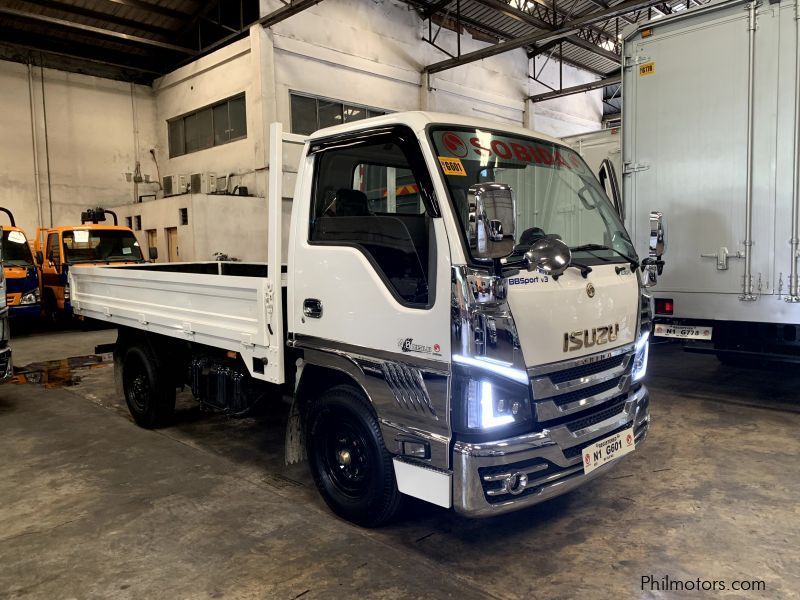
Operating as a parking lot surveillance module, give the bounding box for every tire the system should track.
[306,385,402,527]
[122,345,176,429]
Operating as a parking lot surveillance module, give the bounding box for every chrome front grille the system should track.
[529,343,635,424]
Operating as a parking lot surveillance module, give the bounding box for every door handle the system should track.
[303,298,323,319]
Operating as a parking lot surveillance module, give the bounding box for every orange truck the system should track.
[34,208,146,319]
[1,208,41,321]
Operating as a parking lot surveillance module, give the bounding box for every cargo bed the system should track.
[70,261,287,384]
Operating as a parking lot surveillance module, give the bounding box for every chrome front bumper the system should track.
[452,384,650,517]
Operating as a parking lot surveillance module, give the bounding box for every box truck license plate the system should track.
[654,324,713,340]
[582,428,635,475]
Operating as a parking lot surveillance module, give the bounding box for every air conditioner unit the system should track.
[163,174,189,196]
[190,172,217,195]
[178,174,189,194]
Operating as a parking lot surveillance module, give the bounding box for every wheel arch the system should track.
[285,352,376,466]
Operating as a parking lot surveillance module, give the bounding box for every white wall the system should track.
[530,54,604,137]
[114,193,270,263]
[0,61,158,235]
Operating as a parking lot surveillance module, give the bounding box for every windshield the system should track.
[63,229,143,263]
[1,230,34,266]
[430,127,636,265]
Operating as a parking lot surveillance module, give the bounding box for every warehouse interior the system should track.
[0,0,798,597]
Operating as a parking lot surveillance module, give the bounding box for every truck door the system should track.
[291,125,453,463]
[623,3,780,295]
[41,232,66,311]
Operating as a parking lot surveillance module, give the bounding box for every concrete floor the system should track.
[1,327,799,599]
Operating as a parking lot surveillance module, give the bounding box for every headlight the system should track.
[632,331,650,383]
[453,361,532,436]
[20,289,40,305]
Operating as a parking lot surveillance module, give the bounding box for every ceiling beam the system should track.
[474,0,617,50]
[0,41,161,76]
[529,73,620,102]
[564,34,620,64]
[172,0,323,68]
[425,0,668,73]
[15,0,175,38]
[0,8,197,54]
[99,0,191,22]
[177,0,223,36]
[423,0,454,18]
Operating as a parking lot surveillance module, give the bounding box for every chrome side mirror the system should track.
[468,183,516,259]
[525,237,572,278]
[643,211,665,287]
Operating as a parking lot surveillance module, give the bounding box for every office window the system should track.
[134,216,141,231]
[168,94,246,158]
[125,217,133,229]
[290,93,386,135]
[179,208,189,226]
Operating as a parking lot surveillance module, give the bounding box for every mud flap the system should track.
[284,359,306,465]
[284,396,305,465]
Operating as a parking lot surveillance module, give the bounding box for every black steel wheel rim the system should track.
[318,411,372,498]
[125,358,150,413]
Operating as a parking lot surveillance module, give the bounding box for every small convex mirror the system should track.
[468,183,516,259]
[525,237,572,277]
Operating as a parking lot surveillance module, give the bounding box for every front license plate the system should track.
[654,324,713,340]
[582,427,635,474]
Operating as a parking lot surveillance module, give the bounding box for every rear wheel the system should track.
[306,385,402,527]
[122,345,176,428]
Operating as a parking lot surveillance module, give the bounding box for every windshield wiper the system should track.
[570,243,639,269]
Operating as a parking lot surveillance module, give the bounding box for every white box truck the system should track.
[617,0,800,361]
[70,113,652,526]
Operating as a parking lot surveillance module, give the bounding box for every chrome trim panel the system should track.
[291,333,449,374]
[296,345,451,470]
[380,362,436,417]
[451,265,526,369]
[452,385,649,517]
[527,342,634,377]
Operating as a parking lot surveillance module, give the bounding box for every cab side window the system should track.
[47,234,60,267]
[309,132,436,307]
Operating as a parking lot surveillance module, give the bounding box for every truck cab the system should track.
[0,208,40,321]
[289,114,651,518]
[36,209,145,318]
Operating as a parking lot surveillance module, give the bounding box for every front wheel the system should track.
[122,345,176,429]
[306,385,402,527]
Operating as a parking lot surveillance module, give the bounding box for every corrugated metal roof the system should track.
[0,0,260,83]
[406,0,712,78]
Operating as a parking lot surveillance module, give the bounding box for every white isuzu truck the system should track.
[70,113,652,526]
